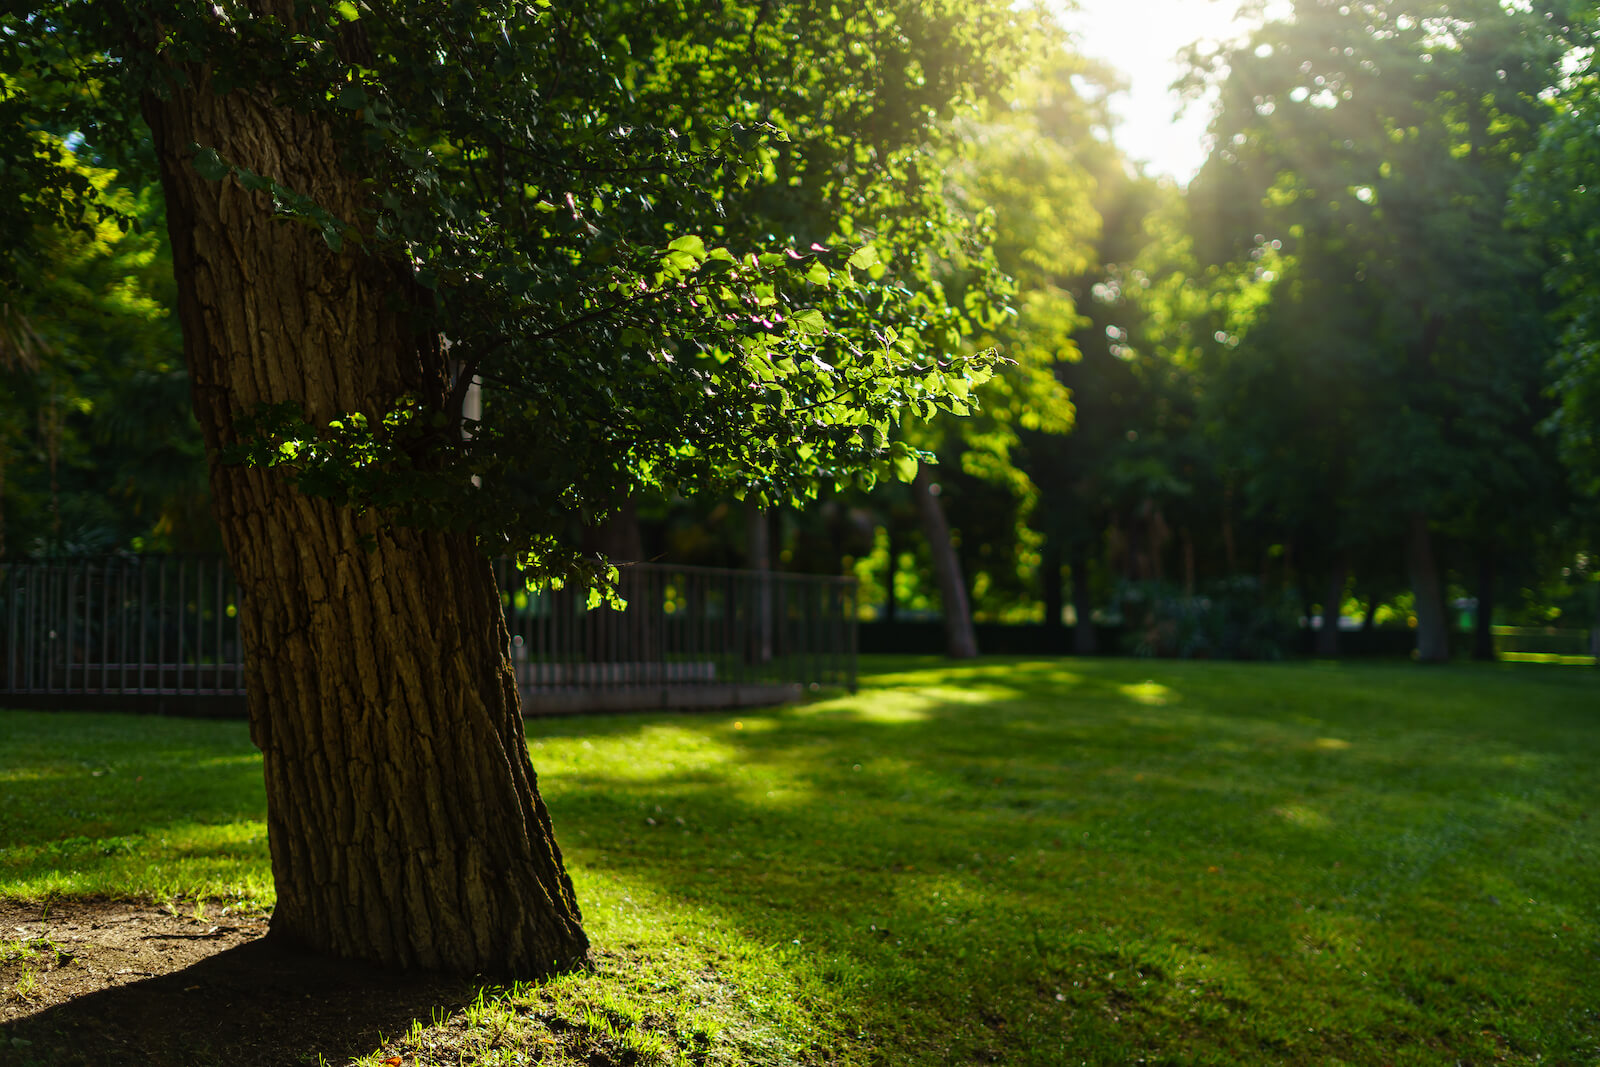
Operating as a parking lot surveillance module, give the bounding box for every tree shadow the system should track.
[2,936,479,1067]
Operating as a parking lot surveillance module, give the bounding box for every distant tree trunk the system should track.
[1071,543,1097,655]
[144,52,586,975]
[1123,510,1145,582]
[584,497,644,563]
[883,523,898,624]
[1041,533,1063,629]
[1297,574,1315,640]
[1407,513,1449,663]
[913,463,977,659]
[745,500,772,664]
[1181,525,1196,596]
[583,498,650,664]
[1222,486,1238,575]
[1472,554,1497,662]
[1362,593,1378,632]
[1148,503,1168,583]
[1315,561,1347,658]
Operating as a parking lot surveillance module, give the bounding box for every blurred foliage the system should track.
[0,65,210,556]
[1113,577,1300,660]
[4,0,1600,642]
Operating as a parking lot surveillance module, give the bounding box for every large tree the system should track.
[6,0,1019,973]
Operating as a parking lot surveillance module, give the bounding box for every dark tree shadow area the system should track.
[2,934,480,1067]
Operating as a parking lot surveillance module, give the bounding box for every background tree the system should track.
[0,90,206,557]
[898,45,1110,656]
[1184,0,1567,661]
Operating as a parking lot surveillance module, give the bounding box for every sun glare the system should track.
[1059,0,1277,182]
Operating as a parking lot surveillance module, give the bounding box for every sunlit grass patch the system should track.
[4,656,1599,1065]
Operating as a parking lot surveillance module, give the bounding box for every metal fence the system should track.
[0,555,857,715]
[0,555,245,706]
[1492,624,1599,666]
[495,560,856,712]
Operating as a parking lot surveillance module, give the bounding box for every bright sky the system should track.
[1057,0,1255,183]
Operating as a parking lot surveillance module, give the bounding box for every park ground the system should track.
[0,657,1596,1066]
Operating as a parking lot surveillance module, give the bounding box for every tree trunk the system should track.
[1472,553,1497,662]
[745,500,772,664]
[1222,486,1237,575]
[144,57,586,976]
[1315,561,1346,658]
[1070,543,1097,655]
[1041,533,1063,630]
[883,523,898,624]
[1180,525,1196,596]
[1407,513,1449,664]
[912,463,977,659]
[584,497,645,564]
[1148,504,1169,583]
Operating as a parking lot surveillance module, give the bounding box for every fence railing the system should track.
[494,560,856,711]
[0,555,857,714]
[1491,625,1599,665]
[1,555,246,700]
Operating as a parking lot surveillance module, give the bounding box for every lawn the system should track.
[1,657,1597,1065]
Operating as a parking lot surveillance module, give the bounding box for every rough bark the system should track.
[912,463,977,659]
[1315,561,1346,658]
[1407,513,1450,664]
[144,57,586,975]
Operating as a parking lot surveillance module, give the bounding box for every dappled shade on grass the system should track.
[2,658,1598,1065]
[534,658,1600,1065]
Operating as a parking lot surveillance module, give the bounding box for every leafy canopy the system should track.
[6,0,1025,578]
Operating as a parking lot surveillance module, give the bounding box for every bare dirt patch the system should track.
[0,898,268,1020]
[0,898,478,1066]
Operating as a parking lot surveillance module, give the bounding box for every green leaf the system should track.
[336,84,367,111]
[668,234,707,261]
[191,147,229,182]
[847,244,880,270]
[791,308,827,335]
[335,0,360,19]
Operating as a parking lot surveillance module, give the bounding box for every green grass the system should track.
[3,657,1599,1065]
